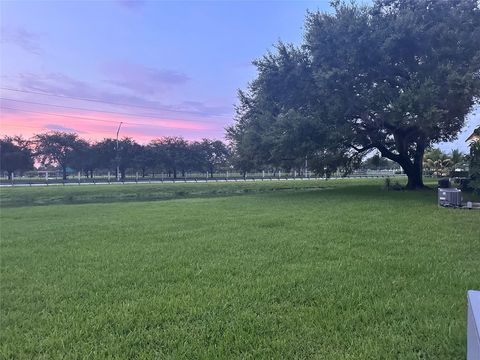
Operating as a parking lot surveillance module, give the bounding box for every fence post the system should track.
[78,171,81,185]
[45,171,48,185]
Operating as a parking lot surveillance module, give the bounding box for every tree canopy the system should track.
[34,132,84,180]
[227,0,480,189]
[0,136,34,179]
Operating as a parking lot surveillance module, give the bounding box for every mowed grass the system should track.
[0,178,379,208]
[1,181,479,359]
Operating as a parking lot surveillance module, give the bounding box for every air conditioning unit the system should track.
[467,290,480,360]
[438,188,462,207]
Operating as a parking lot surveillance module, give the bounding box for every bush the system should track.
[384,177,391,190]
[469,141,480,194]
[438,178,450,188]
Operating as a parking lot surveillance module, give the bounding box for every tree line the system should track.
[0,132,230,180]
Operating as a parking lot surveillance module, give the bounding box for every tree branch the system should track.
[349,144,375,153]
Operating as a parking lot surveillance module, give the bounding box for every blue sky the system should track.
[0,0,328,141]
[0,0,478,152]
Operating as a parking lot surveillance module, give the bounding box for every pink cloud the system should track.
[0,109,226,143]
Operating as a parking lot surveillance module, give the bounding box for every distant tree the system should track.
[197,139,229,177]
[371,154,381,170]
[93,138,140,179]
[469,126,480,193]
[94,138,117,173]
[150,137,189,179]
[34,132,85,180]
[134,145,156,178]
[70,139,95,177]
[450,149,466,170]
[362,153,396,170]
[0,136,34,179]
[228,0,480,189]
[227,145,255,178]
[117,138,141,179]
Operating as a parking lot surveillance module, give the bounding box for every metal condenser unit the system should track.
[438,188,462,207]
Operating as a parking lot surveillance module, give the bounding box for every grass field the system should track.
[1,180,479,359]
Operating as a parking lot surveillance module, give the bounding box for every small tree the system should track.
[34,132,83,180]
[469,127,480,194]
[197,139,229,177]
[0,136,34,179]
[150,137,189,179]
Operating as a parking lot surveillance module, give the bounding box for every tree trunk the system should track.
[399,154,425,190]
[173,168,177,179]
[62,166,67,180]
[377,134,426,190]
[404,166,424,189]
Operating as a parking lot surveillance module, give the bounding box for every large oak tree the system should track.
[228,0,480,189]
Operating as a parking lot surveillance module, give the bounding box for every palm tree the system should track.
[450,149,466,170]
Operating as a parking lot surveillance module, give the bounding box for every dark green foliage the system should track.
[0,136,33,179]
[196,139,229,177]
[149,136,190,179]
[228,0,480,189]
[34,132,85,180]
[94,137,142,179]
[469,128,480,194]
[363,154,397,170]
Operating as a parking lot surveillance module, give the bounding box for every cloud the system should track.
[16,72,92,98]
[116,0,146,10]
[102,62,190,95]
[45,124,85,133]
[0,26,41,54]
[3,71,233,130]
[0,107,224,144]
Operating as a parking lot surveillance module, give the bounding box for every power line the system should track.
[0,106,218,131]
[0,87,232,119]
[0,123,47,131]
[0,97,221,124]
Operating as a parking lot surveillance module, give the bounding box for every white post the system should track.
[262,170,265,178]
[45,171,48,181]
[136,172,139,182]
[78,171,81,184]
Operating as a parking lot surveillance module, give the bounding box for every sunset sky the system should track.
[0,0,478,151]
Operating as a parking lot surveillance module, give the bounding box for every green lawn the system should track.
[1,180,479,359]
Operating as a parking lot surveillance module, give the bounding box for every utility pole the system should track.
[116,122,123,181]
